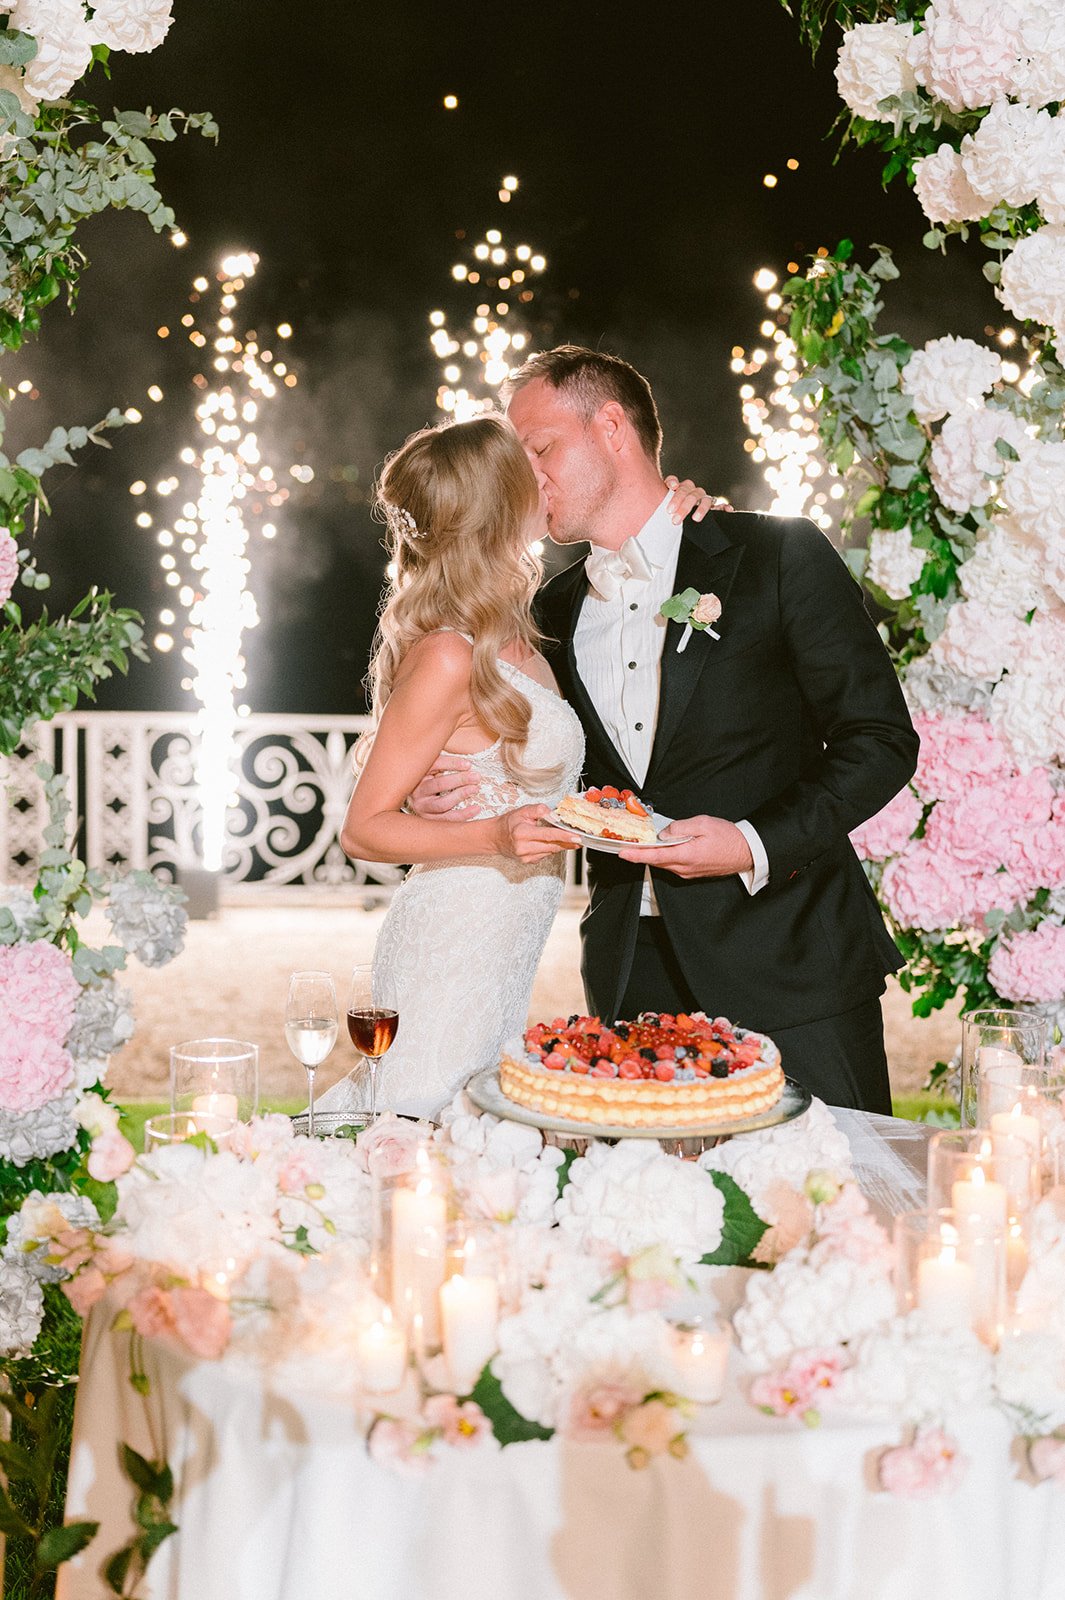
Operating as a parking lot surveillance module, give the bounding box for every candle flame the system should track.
[970,1166,987,1189]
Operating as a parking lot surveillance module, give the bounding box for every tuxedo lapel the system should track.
[646,517,745,784]
[550,558,642,792]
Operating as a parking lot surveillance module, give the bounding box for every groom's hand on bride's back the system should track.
[408,759,483,818]
[618,815,754,880]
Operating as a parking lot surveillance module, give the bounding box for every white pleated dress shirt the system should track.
[573,492,769,914]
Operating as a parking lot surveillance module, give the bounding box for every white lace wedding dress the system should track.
[319,656,585,1120]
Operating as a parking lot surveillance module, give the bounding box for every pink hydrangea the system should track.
[1010,799,1065,900]
[850,786,922,861]
[989,922,1065,1004]
[925,770,1054,876]
[0,940,81,1043]
[878,1427,966,1497]
[0,529,17,607]
[881,843,972,931]
[912,713,1013,804]
[0,1025,76,1113]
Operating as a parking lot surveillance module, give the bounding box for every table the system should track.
[57,1112,1065,1600]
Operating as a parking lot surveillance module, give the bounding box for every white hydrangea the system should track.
[0,1258,45,1356]
[3,1190,100,1282]
[929,404,1028,513]
[840,1313,994,1422]
[275,1137,372,1254]
[1013,4,1065,108]
[1001,439,1065,548]
[835,20,917,121]
[0,63,39,119]
[65,977,134,1089]
[912,143,987,226]
[117,1142,281,1275]
[1036,120,1065,225]
[554,1139,725,1266]
[960,100,1057,210]
[902,335,1002,424]
[0,1092,78,1166]
[0,886,46,943]
[995,1329,1065,1431]
[89,0,172,53]
[11,0,94,100]
[989,613,1065,767]
[441,1107,564,1229]
[957,518,1048,617]
[902,656,993,716]
[734,1250,895,1371]
[910,0,1024,112]
[929,598,1028,681]
[999,227,1065,340]
[866,526,927,599]
[699,1097,853,1262]
[106,870,187,968]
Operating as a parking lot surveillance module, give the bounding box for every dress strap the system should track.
[430,627,474,644]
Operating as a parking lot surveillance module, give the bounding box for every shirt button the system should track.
[634,722,644,732]
[628,660,637,670]
[629,602,638,611]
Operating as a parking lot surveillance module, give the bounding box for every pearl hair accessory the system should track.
[384,503,428,541]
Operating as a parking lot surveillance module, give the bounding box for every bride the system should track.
[320,412,708,1119]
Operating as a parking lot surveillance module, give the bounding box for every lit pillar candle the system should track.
[391,1179,447,1343]
[440,1272,499,1393]
[917,1243,975,1330]
[991,1102,1042,1160]
[356,1316,407,1393]
[668,1322,730,1404]
[951,1165,1008,1231]
[191,1091,239,1122]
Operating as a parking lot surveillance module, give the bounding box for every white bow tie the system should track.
[584,537,653,601]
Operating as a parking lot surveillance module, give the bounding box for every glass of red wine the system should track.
[346,963,398,1123]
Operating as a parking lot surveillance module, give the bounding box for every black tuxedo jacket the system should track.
[535,510,920,1032]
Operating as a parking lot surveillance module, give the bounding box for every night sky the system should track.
[9,0,997,716]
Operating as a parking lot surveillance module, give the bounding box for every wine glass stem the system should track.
[368,1058,378,1123]
[307,1067,316,1138]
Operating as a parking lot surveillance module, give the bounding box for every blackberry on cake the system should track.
[555,786,657,844]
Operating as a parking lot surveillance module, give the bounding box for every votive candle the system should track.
[356,1315,407,1393]
[440,1272,499,1393]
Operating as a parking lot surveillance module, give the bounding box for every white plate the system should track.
[465,1065,811,1143]
[543,808,691,854]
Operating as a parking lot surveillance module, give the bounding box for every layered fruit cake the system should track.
[499,1011,784,1129]
[555,786,657,844]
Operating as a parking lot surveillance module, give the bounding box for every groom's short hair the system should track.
[505,345,662,464]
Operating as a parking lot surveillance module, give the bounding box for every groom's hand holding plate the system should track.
[618,814,755,880]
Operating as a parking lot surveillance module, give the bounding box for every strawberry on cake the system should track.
[499,1011,784,1129]
[555,786,657,845]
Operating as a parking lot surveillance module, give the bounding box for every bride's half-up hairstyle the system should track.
[357,413,560,792]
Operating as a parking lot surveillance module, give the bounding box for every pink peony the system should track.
[989,922,1065,1004]
[878,1427,967,1497]
[62,1264,107,1316]
[87,1129,136,1182]
[0,1025,76,1113]
[1028,1434,1065,1483]
[912,713,1012,804]
[850,786,922,861]
[128,1285,175,1340]
[0,529,17,606]
[0,940,81,1042]
[422,1394,490,1449]
[168,1285,232,1359]
[566,1374,646,1439]
[368,1417,432,1476]
[750,1348,844,1422]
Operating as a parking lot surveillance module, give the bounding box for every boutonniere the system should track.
[659,588,722,654]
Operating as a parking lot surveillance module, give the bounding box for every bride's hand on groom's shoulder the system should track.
[408,759,483,818]
[663,476,733,525]
[619,815,753,880]
[496,805,581,863]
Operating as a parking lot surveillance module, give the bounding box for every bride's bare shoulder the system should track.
[395,629,473,687]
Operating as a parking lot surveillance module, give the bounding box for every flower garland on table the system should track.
[770,0,1065,1043]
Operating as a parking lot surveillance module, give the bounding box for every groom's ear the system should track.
[595,400,630,456]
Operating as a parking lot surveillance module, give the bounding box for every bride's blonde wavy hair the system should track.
[356,413,561,793]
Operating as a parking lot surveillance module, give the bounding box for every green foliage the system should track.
[0,1381,96,1599]
[468,1366,554,1447]
[699,1172,769,1267]
[778,0,922,57]
[102,1448,177,1596]
[554,1148,578,1197]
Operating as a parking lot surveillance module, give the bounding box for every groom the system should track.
[423,347,919,1112]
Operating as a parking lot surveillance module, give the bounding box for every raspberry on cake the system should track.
[555,786,657,844]
[499,1011,784,1129]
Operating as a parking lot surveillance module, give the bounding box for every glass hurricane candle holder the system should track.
[960,1009,1047,1127]
[895,1206,1005,1349]
[927,1127,1037,1223]
[143,1111,237,1151]
[662,1303,731,1405]
[369,1138,450,1348]
[171,1037,259,1123]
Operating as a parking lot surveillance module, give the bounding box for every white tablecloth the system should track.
[58,1113,1065,1600]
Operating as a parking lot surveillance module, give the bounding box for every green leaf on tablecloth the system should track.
[469,1365,554,1447]
[35,1519,100,1571]
[105,1543,137,1593]
[121,1444,169,1499]
[555,1149,578,1197]
[700,1172,768,1267]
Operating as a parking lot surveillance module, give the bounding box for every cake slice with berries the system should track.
[555,785,658,844]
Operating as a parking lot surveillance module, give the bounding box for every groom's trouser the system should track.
[616,917,893,1116]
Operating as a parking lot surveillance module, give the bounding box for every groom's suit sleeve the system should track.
[744,518,919,888]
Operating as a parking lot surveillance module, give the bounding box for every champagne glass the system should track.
[285,971,339,1138]
[347,963,398,1123]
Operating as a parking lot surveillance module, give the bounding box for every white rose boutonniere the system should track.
[659,587,721,653]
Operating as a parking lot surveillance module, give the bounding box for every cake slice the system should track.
[556,786,658,844]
